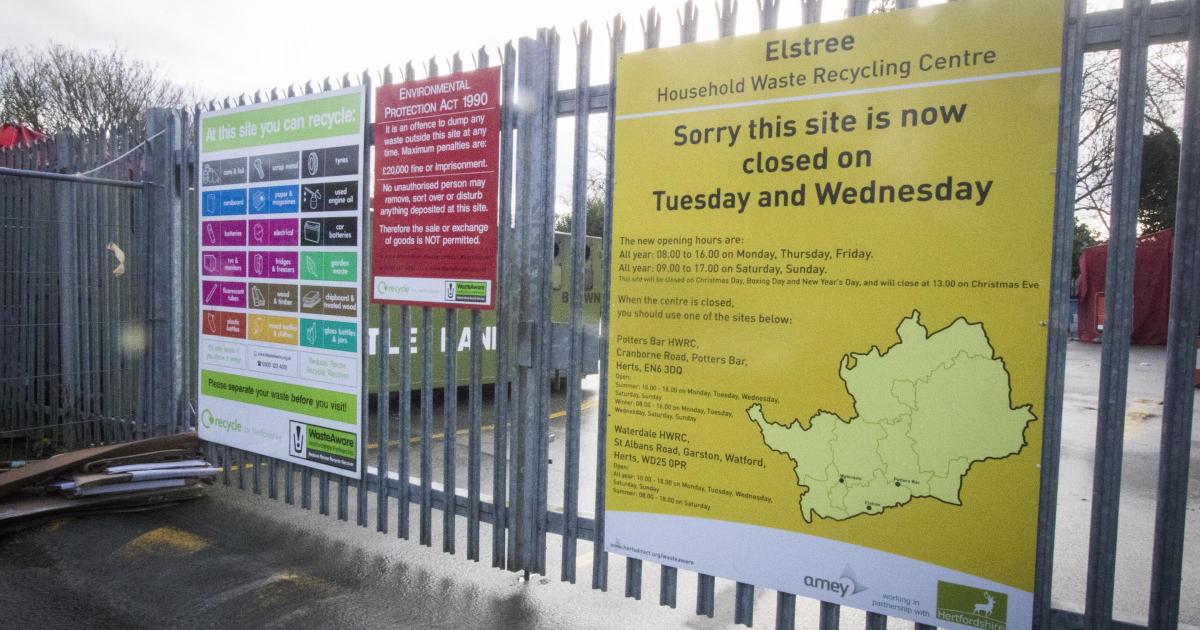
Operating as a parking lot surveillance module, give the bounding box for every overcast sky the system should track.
[6,0,1128,213]
[0,0,1002,99]
[5,0,1129,100]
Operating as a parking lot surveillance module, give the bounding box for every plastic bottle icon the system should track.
[205,312,217,333]
[253,253,265,276]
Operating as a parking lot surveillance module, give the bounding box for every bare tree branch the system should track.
[0,43,194,135]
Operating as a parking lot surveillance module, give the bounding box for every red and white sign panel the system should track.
[371,67,501,309]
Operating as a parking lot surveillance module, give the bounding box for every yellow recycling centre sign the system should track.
[604,1,1063,629]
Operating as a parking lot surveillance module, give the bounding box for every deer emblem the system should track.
[973,592,996,617]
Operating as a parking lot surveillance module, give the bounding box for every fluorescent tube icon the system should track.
[204,283,219,304]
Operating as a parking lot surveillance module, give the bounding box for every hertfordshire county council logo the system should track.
[936,581,1007,630]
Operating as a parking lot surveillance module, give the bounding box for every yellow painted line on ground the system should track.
[1124,398,1161,439]
[43,517,73,532]
[224,398,599,472]
[117,526,208,558]
[254,570,334,609]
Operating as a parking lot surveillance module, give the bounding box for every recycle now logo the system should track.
[375,279,410,296]
[200,409,242,433]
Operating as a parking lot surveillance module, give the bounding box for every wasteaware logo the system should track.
[936,581,1007,630]
[447,280,487,303]
[200,409,242,433]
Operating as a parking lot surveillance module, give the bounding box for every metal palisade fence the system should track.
[1,1,1197,628]
[0,111,190,456]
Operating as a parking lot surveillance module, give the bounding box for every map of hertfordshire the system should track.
[747,311,1035,522]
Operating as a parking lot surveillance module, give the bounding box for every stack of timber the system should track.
[0,433,213,530]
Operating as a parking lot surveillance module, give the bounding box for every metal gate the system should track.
[2,1,1196,628]
[0,110,189,456]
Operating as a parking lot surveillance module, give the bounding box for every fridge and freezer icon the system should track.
[253,253,265,276]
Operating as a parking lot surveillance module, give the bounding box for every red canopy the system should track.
[0,124,45,148]
[1076,228,1173,345]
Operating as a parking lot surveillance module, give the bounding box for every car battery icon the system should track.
[303,220,322,244]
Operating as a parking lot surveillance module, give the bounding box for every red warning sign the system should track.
[371,67,501,309]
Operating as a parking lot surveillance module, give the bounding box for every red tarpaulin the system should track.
[0,124,44,148]
[1076,228,1173,345]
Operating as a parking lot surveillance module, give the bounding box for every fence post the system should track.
[511,32,554,575]
[55,132,79,446]
[142,109,185,436]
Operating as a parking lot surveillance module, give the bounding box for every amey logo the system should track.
[804,566,867,599]
[200,409,242,433]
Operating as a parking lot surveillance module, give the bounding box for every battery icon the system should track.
[303,220,322,244]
